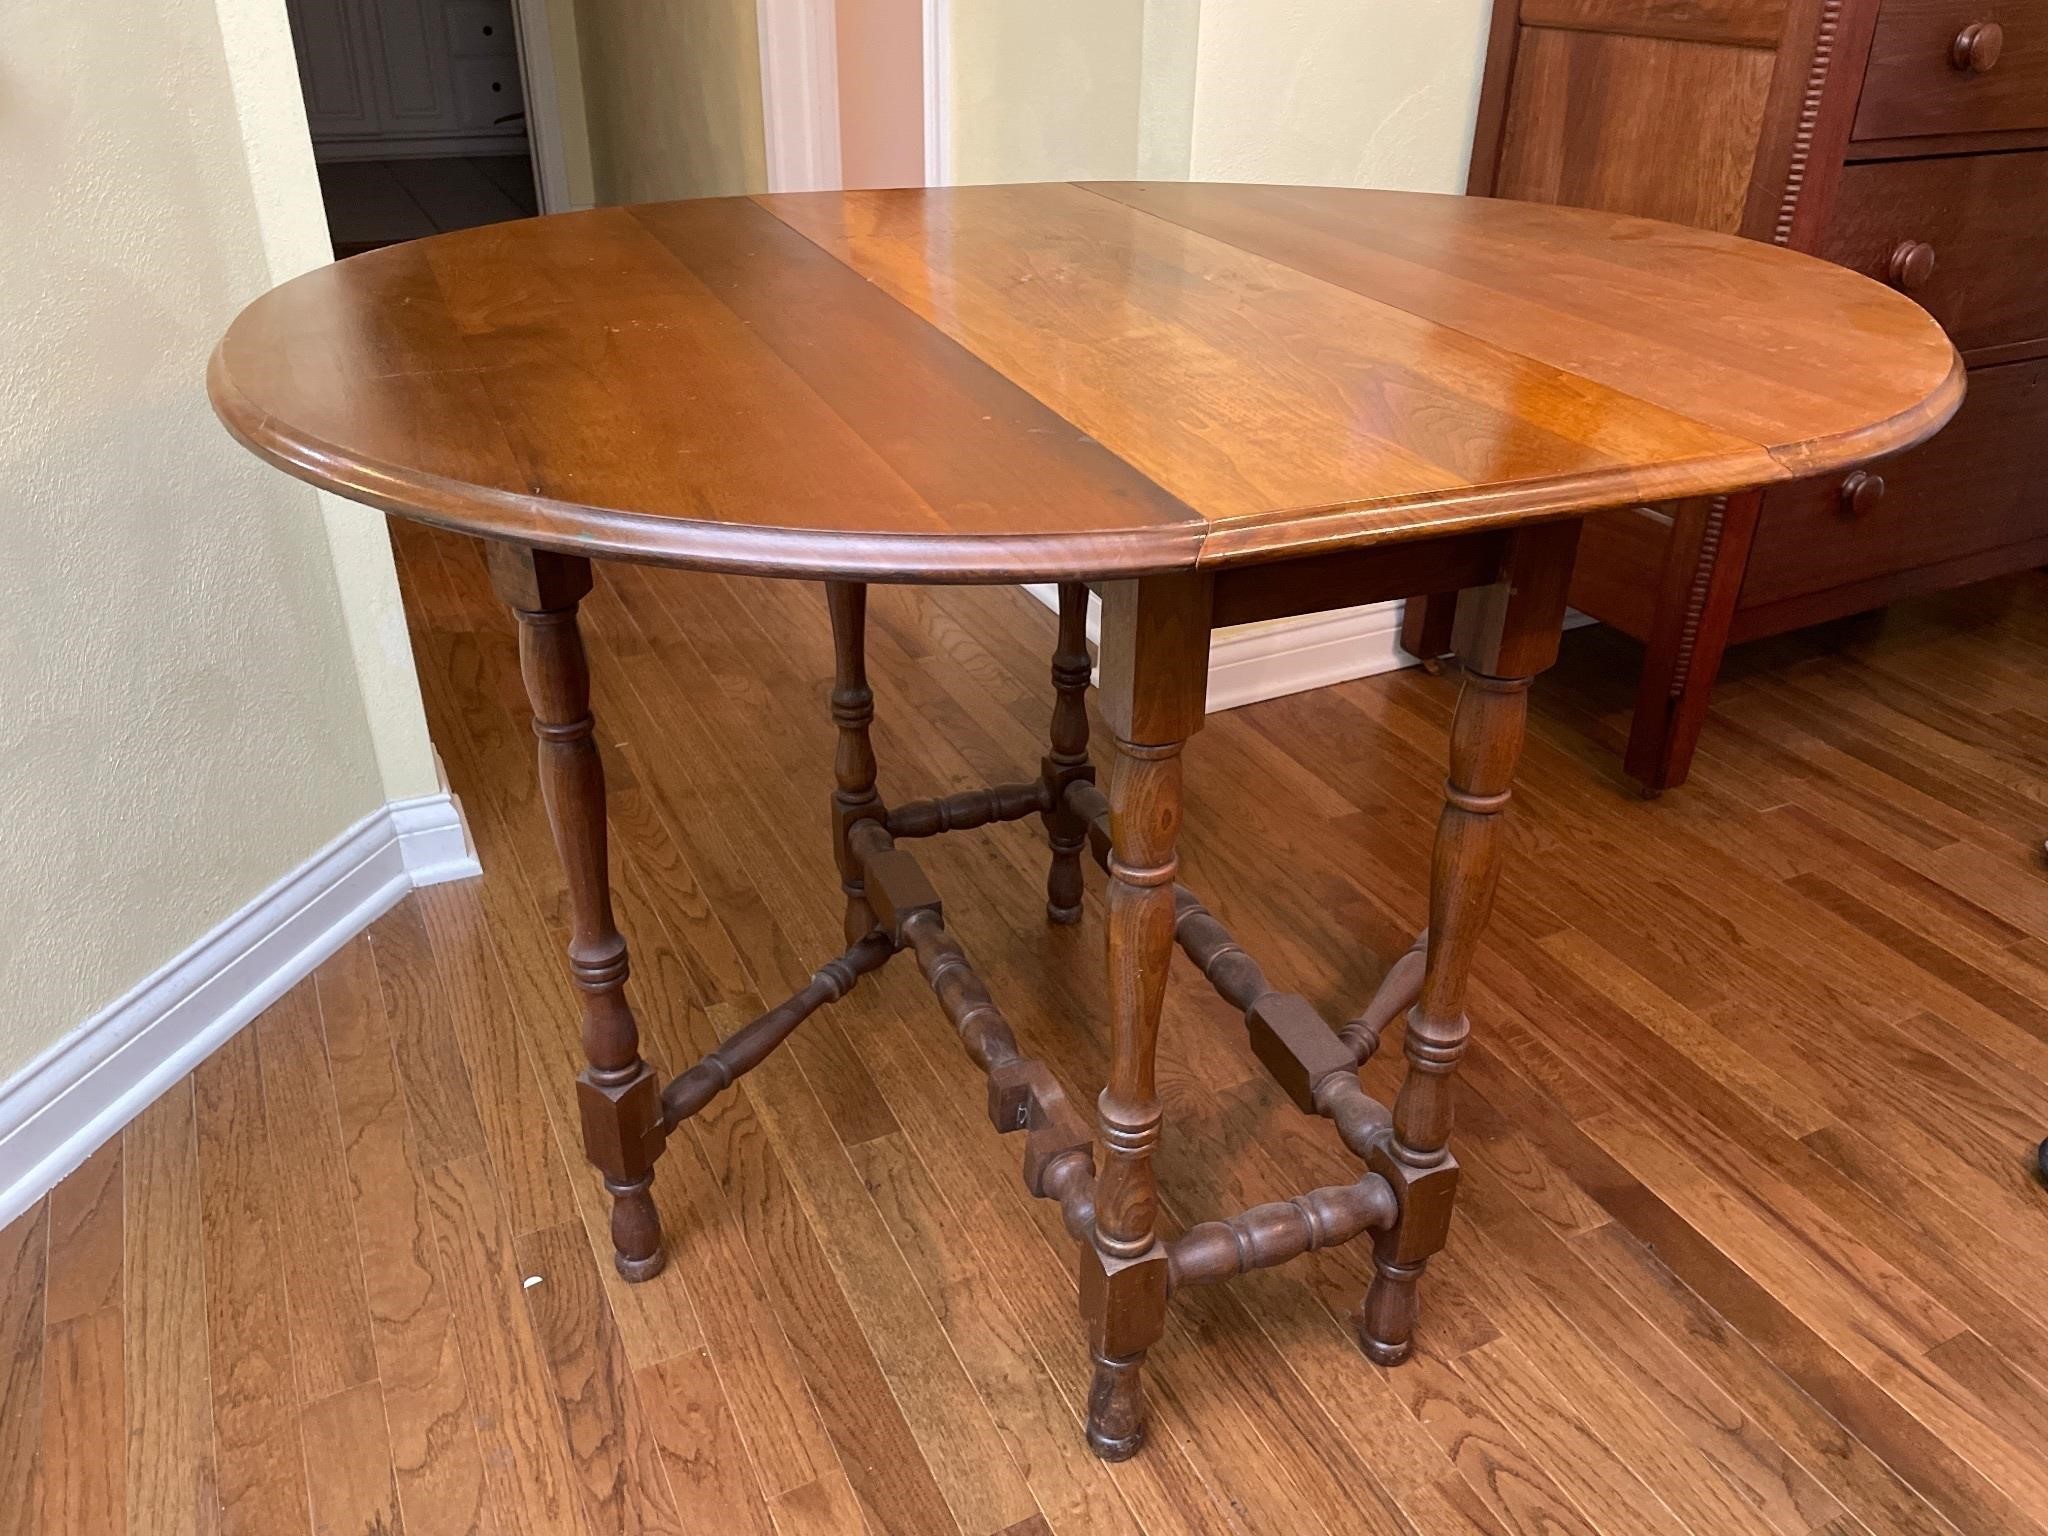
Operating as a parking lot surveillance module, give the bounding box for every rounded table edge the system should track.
[207,343,1211,585]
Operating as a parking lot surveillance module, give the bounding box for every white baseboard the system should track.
[1204,601,1415,710]
[0,790,480,1229]
[1022,585,1420,711]
[1020,586,1595,713]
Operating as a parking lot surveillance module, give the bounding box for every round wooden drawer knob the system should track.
[1839,470,1887,518]
[1952,21,2004,72]
[1888,240,1937,291]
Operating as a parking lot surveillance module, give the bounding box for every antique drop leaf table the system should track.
[210,182,1960,1460]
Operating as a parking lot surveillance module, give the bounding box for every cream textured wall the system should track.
[577,0,769,202]
[0,0,430,1081]
[1186,0,1491,189]
[945,1,1151,185]
[941,0,1490,192]
[216,0,442,803]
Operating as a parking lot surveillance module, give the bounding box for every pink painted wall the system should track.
[834,0,925,188]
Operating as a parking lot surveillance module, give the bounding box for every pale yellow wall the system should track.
[941,0,1490,191]
[945,0,1151,185]
[217,0,442,803]
[0,0,436,1080]
[1187,0,1491,190]
[576,0,769,203]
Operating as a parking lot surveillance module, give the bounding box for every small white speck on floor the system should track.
[522,1275,543,1289]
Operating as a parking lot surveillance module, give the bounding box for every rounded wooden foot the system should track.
[1085,1352,1148,1461]
[1360,1332,1414,1366]
[1358,1257,1424,1365]
[607,1173,665,1283]
[1046,839,1086,928]
[615,1247,667,1282]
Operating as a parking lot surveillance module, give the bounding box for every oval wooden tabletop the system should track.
[210,182,1963,582]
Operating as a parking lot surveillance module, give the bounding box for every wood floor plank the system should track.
[256,978,380,1404]
[1461,1048,1974,1536]
[0,1202,49,1536]
[1374,1322,1595,1536]
[38,1305,125,1536]
[740,1057,1039,1536]
[40,1140,129,1535]
[642,1111,838,1499]
[123,1082,219,1536]
[43,1139,123,1328]
[844,1134,1141,1536]
[195,1025,312,1536]
[689,1073,963,1536]
[515,1222,684,1536]
[320,931,497,1536]
[635,1349,776,1536]
[301,1380,406,1536]
[767,1471,874,1536]
[413,881,581,1241]
[1451,1154,1842,1536]
[424,1155,588,1536]
[370,904,490,1170]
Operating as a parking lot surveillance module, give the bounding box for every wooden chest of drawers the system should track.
[1417,0,2048,791]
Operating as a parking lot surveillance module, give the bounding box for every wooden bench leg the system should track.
[1041,582,1095,925]
[488,543,667,1281]
[1082,575,1210,1459]
[1359,522,1577,1361]
[827,582,887,944]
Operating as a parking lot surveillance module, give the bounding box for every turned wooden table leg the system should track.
[1360,521,1579,1363]
[1040,582,1096,925]
[1082,575,1211,1460]
[487,543,668,1281]
[827,582,887,945]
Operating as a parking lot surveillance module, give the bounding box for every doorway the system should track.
[284,0,556,255]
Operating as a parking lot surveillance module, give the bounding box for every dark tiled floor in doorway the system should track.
[318,153,538,257]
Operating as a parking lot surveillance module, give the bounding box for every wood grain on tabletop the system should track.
[207,182,1960,581]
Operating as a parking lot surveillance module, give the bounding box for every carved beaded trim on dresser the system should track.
[1775,0,1846,245]
[1670,497,1730,700]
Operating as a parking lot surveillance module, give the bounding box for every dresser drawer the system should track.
[1742,358,2048,606]
[1818,151,2048,356]
[1856,1,2048,140]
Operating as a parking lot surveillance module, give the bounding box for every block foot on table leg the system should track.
[576,1051,670,1283]
[1079,1240,1169,1461]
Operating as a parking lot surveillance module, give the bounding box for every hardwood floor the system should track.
[9,526,2048,1535]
